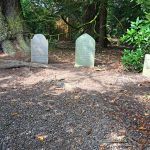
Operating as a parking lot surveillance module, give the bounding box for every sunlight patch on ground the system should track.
[0,76,12,81]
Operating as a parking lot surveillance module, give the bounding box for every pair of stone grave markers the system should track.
[31,33,95,67]
[31,34,150,77]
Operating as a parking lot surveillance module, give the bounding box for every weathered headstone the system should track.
[75,33,95,67]
[31,34,48,64]
[143,54,150,77]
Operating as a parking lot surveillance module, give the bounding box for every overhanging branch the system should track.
[61,3,101,31]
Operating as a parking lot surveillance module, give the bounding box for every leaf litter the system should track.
[0,48,150,150]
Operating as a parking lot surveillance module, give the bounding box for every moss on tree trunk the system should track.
[0,0,30,55]
[0,7,7,42]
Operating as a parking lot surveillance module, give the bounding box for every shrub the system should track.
[121,18,150,72]
[121,49,144,72]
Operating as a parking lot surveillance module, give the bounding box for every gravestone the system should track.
[143,54,150,77]
[75,33,95,67]
[31,34,48,64]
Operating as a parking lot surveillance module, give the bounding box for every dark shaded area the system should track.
[0,43,3,53]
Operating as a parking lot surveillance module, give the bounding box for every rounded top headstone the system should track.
[32,34,47,41]
[145,54,150,60]
[31,34,48,64]
[76,33,95,42]
[75,33,95,67]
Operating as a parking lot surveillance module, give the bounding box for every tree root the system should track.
[0,59,48,69]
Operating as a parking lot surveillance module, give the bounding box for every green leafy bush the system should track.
[121,18,150,72]
[121,49,144,72]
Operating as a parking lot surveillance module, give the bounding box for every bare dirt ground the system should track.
[0,47,150,150]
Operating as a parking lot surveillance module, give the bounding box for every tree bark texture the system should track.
[0,59,48,69]
[0,0,30,55]
[84,3,96,37]
[97,0,108,48]
[84,0,108,48]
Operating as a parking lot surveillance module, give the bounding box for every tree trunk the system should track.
[0,0,30,55]
[84,3,96,37]
[0,59,48,69]
[0,4,7,51]
[97,0,108,48]
[83,1,108,48]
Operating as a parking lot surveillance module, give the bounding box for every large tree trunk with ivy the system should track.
[97,0,108,48]
[0,0,29,55]
[84,3,96,37]
[84,1,108,48]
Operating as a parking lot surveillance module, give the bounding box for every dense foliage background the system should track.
[20,0,147,37]
[0,0,149,71]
